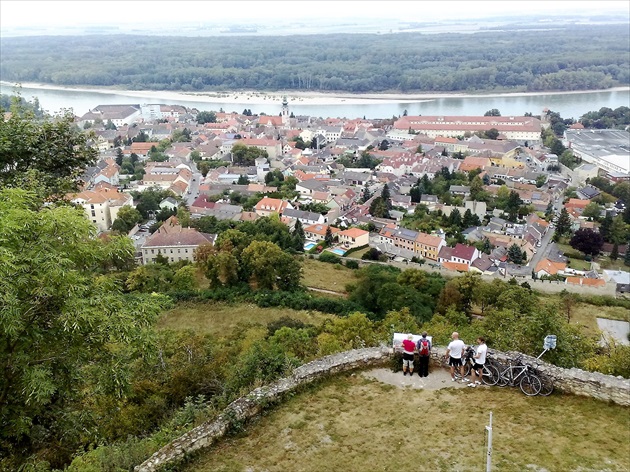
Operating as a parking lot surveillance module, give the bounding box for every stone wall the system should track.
[432,346,630,406]
[136,345,629,472]
[135,346,390,472]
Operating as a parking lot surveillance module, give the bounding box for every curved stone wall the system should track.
[136,346,390,472]
[136,345,629,471]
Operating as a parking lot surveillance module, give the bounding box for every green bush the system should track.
[319,252,342,264]
[345,260,359,270]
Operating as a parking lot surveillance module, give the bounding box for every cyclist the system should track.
[468,336,488,388]
[445,332,466,382]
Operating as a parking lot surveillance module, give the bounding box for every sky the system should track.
[1,0,629,28]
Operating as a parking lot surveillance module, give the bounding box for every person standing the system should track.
[401,333,416,376]
[468,337,488,388]
[416,331,431,378]
[445,332,466,382]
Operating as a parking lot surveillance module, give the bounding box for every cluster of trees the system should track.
[1,26,628,93]
[0,98,97,195]
[579,106,630,129]
[231,142,268,166]
[336,150,382,169]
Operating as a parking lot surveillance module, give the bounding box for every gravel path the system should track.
[362,366,475,390]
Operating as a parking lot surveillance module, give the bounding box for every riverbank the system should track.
[3,81,629,106]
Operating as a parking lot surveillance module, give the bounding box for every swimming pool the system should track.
[330,248,346,256]
[304,242,316,251]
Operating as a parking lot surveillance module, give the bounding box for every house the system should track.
[565,277,606,288]
[449,243,479,267]
[304,224,341,242]
[159,197,179,211]
[535,258,567,278]
[69,187,133,233]
[394,115,542,144]
[576,186,601,200]
[338,228,369,249]
[282,208,326,226]
[141,217,216,265]
[79,104,141,127]
[449,185,471,198]
[378,226,418,253]
[602,270,630,293]
[414,232,446,261]
[254,197,293,217]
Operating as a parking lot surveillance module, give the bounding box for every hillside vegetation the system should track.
[186,373,630,472]
[1,25,628,93]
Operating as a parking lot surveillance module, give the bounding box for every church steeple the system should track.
[281,96,289,126]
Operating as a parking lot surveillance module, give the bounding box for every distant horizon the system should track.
[1,0,628,34]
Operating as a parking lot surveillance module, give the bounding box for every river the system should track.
[1,83,629,120]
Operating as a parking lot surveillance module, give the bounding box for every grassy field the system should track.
[157,302,332,336]
[185,373,630,472]
[301,258,358,293]
[345,246,370,259]
[538,294,629,334]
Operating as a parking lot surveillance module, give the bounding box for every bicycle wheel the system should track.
[482,364,499,386]
[537,375,554,396]
[520,374,541,396]
[462,362,472,378]
[495,368,510,387]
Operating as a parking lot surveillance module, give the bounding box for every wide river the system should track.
[1,83,629,120]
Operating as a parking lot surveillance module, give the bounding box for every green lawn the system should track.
[185,373,630,472]
[345,246,370,259]
[157,302,332,337]
[301,258,358,293]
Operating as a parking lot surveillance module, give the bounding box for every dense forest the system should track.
[0,25,628,93]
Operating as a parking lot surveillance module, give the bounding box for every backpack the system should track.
[418,338,430,356]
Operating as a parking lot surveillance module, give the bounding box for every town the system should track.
[72,99,630,295]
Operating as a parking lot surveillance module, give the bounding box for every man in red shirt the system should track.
[401,333,416,376]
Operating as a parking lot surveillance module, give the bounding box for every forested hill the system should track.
[1,25,628,94]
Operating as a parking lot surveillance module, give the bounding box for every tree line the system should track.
[1,25,628,93]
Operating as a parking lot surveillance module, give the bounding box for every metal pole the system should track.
[486,411,493,472]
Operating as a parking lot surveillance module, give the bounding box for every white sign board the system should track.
[392,332,433,350]
[544,335,557,350]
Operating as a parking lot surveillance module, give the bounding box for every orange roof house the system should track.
[535,258,567,277]
[565,277,606,287]
[254,197,292,217]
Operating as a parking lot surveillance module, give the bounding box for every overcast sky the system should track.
[1,0,629,28]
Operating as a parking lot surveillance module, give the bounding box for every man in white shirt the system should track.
[445,332,466,382]
[468,336,488,387]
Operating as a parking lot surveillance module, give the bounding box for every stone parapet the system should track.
[136,346,390,472]
[136,345,628,471]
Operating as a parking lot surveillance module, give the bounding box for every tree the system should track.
[361,182,372,204]
[507,243,525,264]
[115,147,124,166]
[378,139,390,151]
[324,226,334,246]
[505,190,523,222]
[582,202,602,220]
[555,207,572,238]
[237,174,249,185]
[196,111,217,124]
[484,108,501,116]
[241,240,302,291]
[0,105,97,194]
[231,143,268,166]
[485,128,499,140]
[544,202,555,221]
[462,208,480,228]
[381,183,392,212]
[0,188,167,459]
[559,289,578,322]
[570,228,604,256]
[111,205,142,234]
[292,219,306,251]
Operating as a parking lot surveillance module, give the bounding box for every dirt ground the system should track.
[362,365,474,390]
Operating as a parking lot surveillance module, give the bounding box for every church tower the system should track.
[281,96,290,126]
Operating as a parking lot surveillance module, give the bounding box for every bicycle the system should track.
[461,346,500,386]
[531,368,555,396]
[495,356,542,396]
